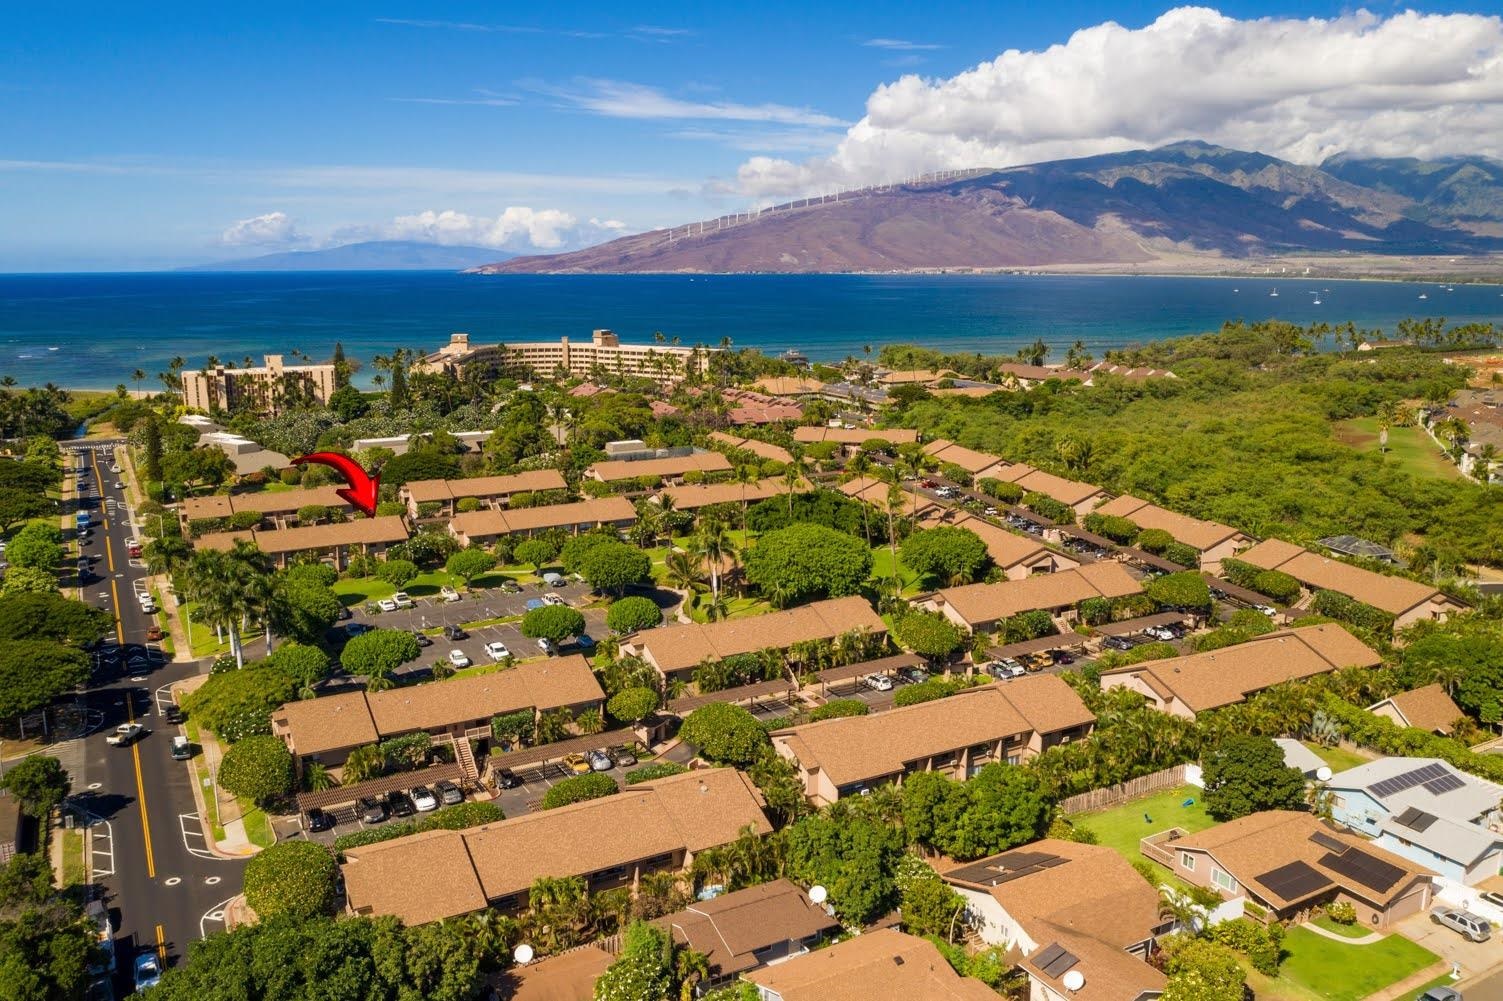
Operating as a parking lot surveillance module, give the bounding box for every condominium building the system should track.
[416,330,715,384]
[182,354,337,415]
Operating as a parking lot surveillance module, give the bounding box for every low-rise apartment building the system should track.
[1367,684,1466,736]
[271,655,603,771]
[771,675,1095,804]
[583,450,732,485]
[923,438,1011,481]
[988,462,1108,517]
[447,496,637,545]
[920,509,1081,580]
[619,596,887,685]
[792,426,920,453]
[707,431,795,465]
[417,329,715,383]
[183,353,337,416]
[1152,810,1433,927]
[194,515,410,569]
[1099,624,1380,719]
[740,928,998,1001]
[942,839,1169,1001]
[1325,757,1503,886]
[399,470,567,519]
[179,485,353,531]
[838,474,942,519]
[341,768,770,924]
[921,562,1143,633]
[1236,538,1466,630]
[654,476,805,512]
[1090,494,1252,573]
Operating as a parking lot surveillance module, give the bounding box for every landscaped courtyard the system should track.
[1068,784,1213,878]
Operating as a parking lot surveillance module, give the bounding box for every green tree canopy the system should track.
[521,605,587,644]
[541,772,619,810]
[1202,734,1307,821]
[515,537,559,572]
[0,755,70,818]
[606,686,660,726]
[375,558,419,587]
[180,662,299,742]
[0,641,90,721]
[1145,571,1212,611]
[445,547,497,585]
[900,527,991,586]
[576,540,652,596]
[217,734,295,806]
[0,489,50,534]
[606,595,663,634]
[742,523,872,605]
[243,841,339,920]
[340,628,421,677]
[0,592,112,645]
[270,574,342,644]
[895,610,964,658]
[680,704,770,766]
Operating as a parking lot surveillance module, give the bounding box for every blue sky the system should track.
[3,1,1502,270]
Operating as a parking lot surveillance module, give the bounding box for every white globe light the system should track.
[514,944,535,965]
[809,885,828,904]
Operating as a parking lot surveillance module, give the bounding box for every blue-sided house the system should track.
[1327,757,1503,886]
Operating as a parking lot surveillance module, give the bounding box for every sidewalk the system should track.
[171,676,259,859]
[1368,961,1451,1001]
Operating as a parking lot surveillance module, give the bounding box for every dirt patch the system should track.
[1333,422,1377,448]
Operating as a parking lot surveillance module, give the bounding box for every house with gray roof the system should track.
[1326,757,1503,886]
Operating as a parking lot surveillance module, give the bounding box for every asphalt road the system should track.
[64,441,245,994]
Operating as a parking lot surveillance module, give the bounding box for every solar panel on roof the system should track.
[1035,943,1079,978]
[1393,807,1438,833]
[1423,773,1466,795]
[1320,849,1406,894]
[1368,762,1450,800]
[1309,831,1348,854]
[1255,861,1332,903]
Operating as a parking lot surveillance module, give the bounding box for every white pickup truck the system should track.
[106,723,146,747]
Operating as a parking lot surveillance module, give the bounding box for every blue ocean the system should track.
[3,271,1502,389]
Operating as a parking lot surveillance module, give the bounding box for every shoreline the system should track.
[470,267,1503,286]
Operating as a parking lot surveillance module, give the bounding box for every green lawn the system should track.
[183,718,274,848]
[869,545,927,596]
[1310,914,1371,939]
[1399,974,1457,1001]
[1069,784,1214,883]
[1335,417,1464,482]
[686,593,769,623]
[181,601,263,658]
[332,577,397,607]
[59,827,86,889]
[1303,741,1371,774]
[1274,926,1439,1001]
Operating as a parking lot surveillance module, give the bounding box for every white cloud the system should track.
[738,7,1503,197]
[220,211,304,246]
[381,208,632,250]
[537,78,848,128]
[862,38,942,51]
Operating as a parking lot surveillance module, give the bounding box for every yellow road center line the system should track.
[155,923,165,962]
[126,683,156,879]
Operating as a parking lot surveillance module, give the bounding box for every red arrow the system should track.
[291,452,381,517]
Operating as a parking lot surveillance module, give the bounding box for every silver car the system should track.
[1431,906,1491,942]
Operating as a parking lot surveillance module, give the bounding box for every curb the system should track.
[169,679,262,861]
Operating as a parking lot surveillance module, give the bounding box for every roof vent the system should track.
[1063,970,1086,992]
[893,956,905,966]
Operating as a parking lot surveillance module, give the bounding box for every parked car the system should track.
[306,808,335,832]
[1253,604,1277,617]
[145,625,164,642]
[439,586,460,602]
[587,749,614,772]
[498,580,522,594]
[448,649,472,668]
[163,703,184,724]
[434,779,464,805]
[494,768,522,789]
[1103,635,1137,651]
[109,464,121,474]
[335,606,353,621]
[106,723,145,747]
[1431,906,1491,942]
[387,790,417,818]
[542,592,565,606]
[1417,988,1462,1001]
[410,785,438,812]
[612,746,638,768]
[485,641,511,661]
[898,666,929,685]
[443,624,469,641]
[133,952,163,992]
[377,598,399,612]
[864,673,894,692]
[411,630,432,647]
[542,572,566,587]
[562,753,592,775]
[1049,649,1076,665]
[391,592,414,609]
[524,598,545,612]
[345,621,371,637]
[537,637,556,655]
[358,796,388,824]
[573,633,596,651]
[988,660,1026,680]
[170,735,192,760]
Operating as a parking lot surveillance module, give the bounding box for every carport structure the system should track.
[668,679,798,716]
[1202,572,1282,609]
[812,653,925,697]
[486,727,640,776]
[983,634,1086,663]
[294,762,467,819]
[1094,611,1197,637]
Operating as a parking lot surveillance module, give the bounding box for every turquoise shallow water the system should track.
[2,271,1501,389]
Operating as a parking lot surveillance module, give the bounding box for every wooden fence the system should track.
[1056,764,1189,815]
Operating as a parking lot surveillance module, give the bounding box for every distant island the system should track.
[472,141,1503,277]
[185,240,516,272]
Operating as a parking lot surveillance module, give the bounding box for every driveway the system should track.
[1396,911,1496,977]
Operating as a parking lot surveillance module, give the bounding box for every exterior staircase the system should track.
[455,737,480,782]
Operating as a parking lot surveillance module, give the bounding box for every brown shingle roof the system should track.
[180,495,234,520]
[498,946,613,1001]
[919,510,1056,570]
[995,465,1106,507]
[707,432,794,465]
[922,439,1008,475]
[228,485,349,515]
[627,596,886,674]
[933,563,1142,626]
[743,928,998,1001]
[1101,624,1380,712]
[1173,810,1432,908]
[271,690,378,756]
[792,427,919,445]
[450,496,636,539]
[655,879,838,979]
[1021,926,1167,1001]
[195,517,409,555]
[992,673,1097,736]
[839,475,938,517]
[657,476,805,511]
[1238,539,1454,616]
[403,470,567,504]
[754,376,826,396]
[1371,684,1464,735]
[340,769,770,924]
[1092,494,1244,552]
[586,452,731,482]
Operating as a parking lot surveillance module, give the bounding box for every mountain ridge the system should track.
[473,143,1503,275]
[185,240,516,272]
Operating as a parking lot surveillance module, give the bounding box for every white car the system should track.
[439,586,460,602]
[541,593,565,606]
[409,786,438,812]
[123,537,138,550]
[1145,625,1177,641]
[484,641,511,662]
[447,649,471,668]
[377,598,398,612]
[864,673,894,692]
[109,464,121,474]
[1253,604,1277,617]
[391,592,414,609]
[537,637,556,655]
[106,723,146,746]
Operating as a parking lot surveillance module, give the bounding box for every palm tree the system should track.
[782,454,807,518]
[847,453,874,546]
[365,666,396,692]
[735,463,759,531]
[702,593,730,622]
[342,744,383,783]
[301,761,336,792]
[696,517,735,601]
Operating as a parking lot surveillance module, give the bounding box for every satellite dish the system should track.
[513,944,534,965]
[808,885,828,905]
[1316,766,1333,782]
[1062,970,1086,992]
